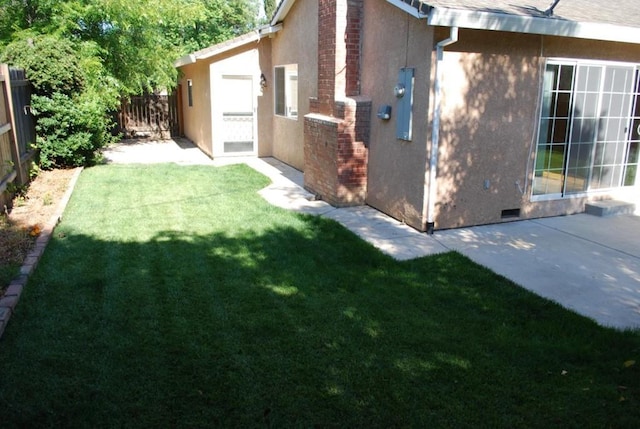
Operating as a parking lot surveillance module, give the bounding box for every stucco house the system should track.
[175,0,640,232]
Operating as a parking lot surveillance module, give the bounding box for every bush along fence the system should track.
[0,63,36,209]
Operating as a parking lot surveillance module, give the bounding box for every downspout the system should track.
[426,26,458,234]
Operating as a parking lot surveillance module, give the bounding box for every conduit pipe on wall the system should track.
[426,26,458,235]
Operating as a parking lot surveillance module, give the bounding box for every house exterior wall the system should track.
[434,30,640,229]
[435,28,542,229]
[361,0,435,230]
[179,60,212,156]
[270,0,318,170]
[362,16,640,231]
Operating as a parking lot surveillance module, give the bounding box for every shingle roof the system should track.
[420,1,640,28]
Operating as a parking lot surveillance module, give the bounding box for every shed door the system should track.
[217,75,255,156]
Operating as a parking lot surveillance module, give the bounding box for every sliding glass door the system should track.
[533,60,639,198]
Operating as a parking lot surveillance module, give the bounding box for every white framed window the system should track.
[274,64,298,119]
[533,59,639,199]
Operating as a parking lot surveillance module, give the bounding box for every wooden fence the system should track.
[115,90,181,139]
[0,63,36,208]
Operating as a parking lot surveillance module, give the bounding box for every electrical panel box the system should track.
[395,68,415,141]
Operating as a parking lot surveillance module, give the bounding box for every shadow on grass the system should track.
[1,215,639,428]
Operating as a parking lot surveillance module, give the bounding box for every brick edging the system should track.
[0,167,84,340]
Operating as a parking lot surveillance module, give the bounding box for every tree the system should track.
[0,0,261,167]
[263,0,277,20]
[163,0,260,54]
[0,0,261,94]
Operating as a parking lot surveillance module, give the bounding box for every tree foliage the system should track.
[0,0,260,94]
[263,0,277,20]
[0,0,260,167]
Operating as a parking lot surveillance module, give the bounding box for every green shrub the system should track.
[31,92,116,169]
[2,34,118,169]
[1,34,84,96]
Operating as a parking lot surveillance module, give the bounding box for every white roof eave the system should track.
[271,0,296,25]
[384,0,640,45]
[428,7,640,44]
[174,54,196,68]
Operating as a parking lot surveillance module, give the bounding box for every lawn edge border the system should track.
[0,167,83,340]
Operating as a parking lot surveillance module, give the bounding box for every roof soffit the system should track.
[387,0,640,44]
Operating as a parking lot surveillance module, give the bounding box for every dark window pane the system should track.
[627,142,639,163]
[275,67,285,116]
[594,142,606,165]
[550,144,566,169]
[556,92,572,117]
[632,119,640,141]
[559,65,575,91]
[553,119,568,143]
[624,165,637,186]
[590,166,603,188]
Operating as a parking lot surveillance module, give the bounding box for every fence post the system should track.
[0,64,26,185]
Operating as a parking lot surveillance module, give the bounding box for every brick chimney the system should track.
[304,0,371,206]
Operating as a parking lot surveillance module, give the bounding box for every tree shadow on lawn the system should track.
[1,215,639,428]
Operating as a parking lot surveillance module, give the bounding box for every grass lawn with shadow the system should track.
[0,163,638,428]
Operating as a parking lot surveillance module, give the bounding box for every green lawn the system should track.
[0,163,638,428]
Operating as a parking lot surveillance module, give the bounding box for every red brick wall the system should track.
[344,0,362,97]
[336,98,369,203]
[304,0,370,206]
[318,0,337,116]
[304,115,339,203]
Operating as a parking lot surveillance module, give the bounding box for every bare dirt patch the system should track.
[0,168,79,290]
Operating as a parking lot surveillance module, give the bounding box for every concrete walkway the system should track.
[102,139,640,330]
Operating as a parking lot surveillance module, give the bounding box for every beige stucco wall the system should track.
[435,29,542,229]
[434,30,640,229]
[269,0,318,170]
[179,60,212,156]
[361,0,434,230]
